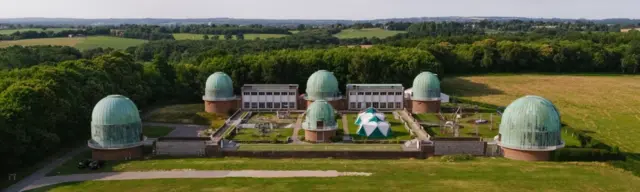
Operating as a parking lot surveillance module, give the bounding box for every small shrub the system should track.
[330,136,343,142]
[270,137,279,144]
[440,154,475,162]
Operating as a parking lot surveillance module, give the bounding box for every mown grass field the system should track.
[0,28,74,35]
[142,103,225,127]
[142,126,174,138]
[173,33,289,40]
[441,75,640,154]
[35,157,640,191]
[333,28,406,39]
[0,36,147,50]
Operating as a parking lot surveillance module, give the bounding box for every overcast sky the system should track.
[0,0,638,20]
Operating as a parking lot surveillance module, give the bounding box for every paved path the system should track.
[342,115,352,142]
[290,112,305,143]
[23,170,371,191]
[397,110,430,140]
[3,147,89,192]
[144,122,209,137]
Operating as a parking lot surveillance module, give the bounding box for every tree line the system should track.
[0,27,111,41]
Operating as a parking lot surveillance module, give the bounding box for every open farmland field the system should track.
[32,157,640,191]
[441,75,640,154]
[173,33,289,40]
[334,28,406,39]
[0,36,147,50]
[0,28,74,35]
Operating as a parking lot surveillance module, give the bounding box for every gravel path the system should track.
[24,170,371,191]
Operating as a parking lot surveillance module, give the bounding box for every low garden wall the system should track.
[223,151,426,159]
[433,140,486,156]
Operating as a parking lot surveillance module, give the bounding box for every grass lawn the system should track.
[0,28,74,35]
[342,114,411,141]
[173,33,289,40]
[334,28,406,39]
[442,75,640,154]
[35,157,640,191]
[142,103,226,127]
[0,36,147,50]
[231,127,299,142]
[237,144,402,151]
[142,126,175,138]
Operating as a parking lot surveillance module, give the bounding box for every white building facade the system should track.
[346,84,404,110]
[241,84,298,110]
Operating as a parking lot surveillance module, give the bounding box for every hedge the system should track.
[551,148,625,162]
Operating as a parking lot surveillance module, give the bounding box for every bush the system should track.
[330,136,343,142]
[551,148,625,162]
[440,154,475,162]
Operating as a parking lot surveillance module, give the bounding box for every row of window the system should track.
[243,92,296,96]
[349,102,402,109]
[348,92,403,96]
[243,102,296,109]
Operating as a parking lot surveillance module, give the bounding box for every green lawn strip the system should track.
[0,28,74,35]
[142,104,225,127]
[237,144,402,151]
[344,114,411,141]
[33,157,640,191]
[232,127,296,142]
[142,126,175,138]
[333,28,406,39]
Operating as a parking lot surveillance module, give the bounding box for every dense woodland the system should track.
[2,20,640,178]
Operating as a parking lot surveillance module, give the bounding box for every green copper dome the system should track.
[305,70,341,101]
[411,72,440,101]
[90,95,142,149]
[203,72,235,101]
[498,95,564,151]
[302,100,338,130]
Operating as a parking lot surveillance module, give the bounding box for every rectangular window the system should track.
[387,92,394,95]
[267,102,273,108]
[289,92,295,95]
[251,102,258,108]
[373,92,379,95]
[244,102,250,108]
[366,102,372,108]
[349,92,356,95]
[259,102,265,108]
[388,102,394,109]
[259,92,265,96]
[274,92,281,96]
[357,102,362,109]
[358,92,364,95]
[373,102,379,108]
[380,103,387,108]
[243,92,250,95]
[365,92,372,95]
[380,92,387,95]
[281,92,288,95]
[290,102,295,108]
[396,102,401,109]
[350,102,356,109]
[266,92,273,95]
[274,103,281,108]
[396,92,402,95]
[282,102,289,108]
[251,92,257,95]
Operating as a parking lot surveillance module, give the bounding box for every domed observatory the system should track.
[203,72,237,115]
[496,95,564,161]
[355,108,391,138]
[302,100,338,142]
[304,70,343,110]
[410,71,441,114]
[88,95,145,160]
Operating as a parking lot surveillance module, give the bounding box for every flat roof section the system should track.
[346,84,404,90]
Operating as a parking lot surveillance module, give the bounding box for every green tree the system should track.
[203,35,209,40]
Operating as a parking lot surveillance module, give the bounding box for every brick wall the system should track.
[204,100,237,115]
[156,140,206,156]
[411,100,441,114]
[433,140,486,156]
[92,146,142,160]
[502,147,550,161]
[304,130,337,143]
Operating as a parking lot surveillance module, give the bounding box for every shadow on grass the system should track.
[441,77,504,97]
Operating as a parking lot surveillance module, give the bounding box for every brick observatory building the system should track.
[88,95,145,160]
[303,70,344,110]
[302,100,338,143]
[409,71,441,114]
[203,72,238,115]
[496,95,565,161]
